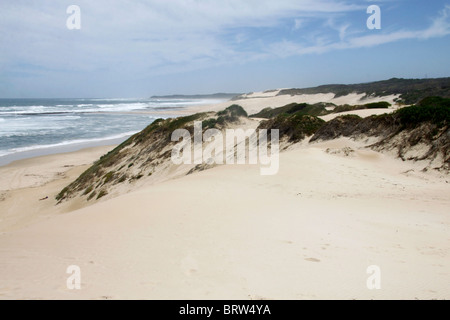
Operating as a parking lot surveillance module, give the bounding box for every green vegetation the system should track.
[250,103,328,119]
[87,191,97,201]
[251,101,389,119]
[103,171,115,184]
[365,101,391,109]
[311,96,450,142]
[397,97,450,129]
[259,112,326,142]
[217,104,248,117]
[216,104,247,124]
[82,186,93,196]
[96,189,108,200]
[56,96,449,203]
[56,186,69,201]
[117,175,127,183]
[130,174,144,181]
[202,118,219,129]
[277,78,450,105]
[165,113,206,132]
[332,101,391,114]
[203,105,248,129]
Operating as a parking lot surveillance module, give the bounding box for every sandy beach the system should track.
[0,94,449,300]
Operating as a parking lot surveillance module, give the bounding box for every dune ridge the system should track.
[0,83,449,300]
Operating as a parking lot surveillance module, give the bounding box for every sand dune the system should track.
[0,93,448,300]
[0,137,448,300]
[0,146,114,232]
[187,92,400,116]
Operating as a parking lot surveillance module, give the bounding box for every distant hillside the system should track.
[277,78,450,105]
[151,93,241,100]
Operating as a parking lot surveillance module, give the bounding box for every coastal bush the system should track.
[396,97,450,128]
[103,171,115,184]
[310,115,363,142]
[259,113,325,142]
[277,78,450,105]
[129,174,144,182]
[364,101,391,109]
[82,186,93,195]
[56,186,69,201]
[217,104,248,118]
[87,191,97,201]
[250,103,327,119]
[96,189,108,200]
[202,118,218,129]
[117,175,127,183]
[166,113,206,132]
[332,102,390,114]
[214,105,248,125]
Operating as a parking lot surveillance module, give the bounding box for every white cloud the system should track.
[268,4,450,57]
[0,0,363,75]
[0,1,449,96]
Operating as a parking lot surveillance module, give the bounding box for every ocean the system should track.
[0,98,223,166]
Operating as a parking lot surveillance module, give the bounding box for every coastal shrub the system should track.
[82,186,93,195]
[310,114,363,142]
[396,97,450,128]
[332,104,357,113]
[250,103,327,119]
[332,102,391,114]
[56,186,69,201]
[214,105,248,124]
[129,174,144,181]
[202,118,218,129]
[103,171,115,184]
[96,189,108,200]
[117,175,127,183]
[165,113,207,132]
[259,113,326,142]
[364,101,391,109]
[87,191,97,201]
[340,114,363,120]
[217,104,248,118]
[277,78,450,105]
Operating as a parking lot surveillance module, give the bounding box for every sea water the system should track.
[0,98,223,166]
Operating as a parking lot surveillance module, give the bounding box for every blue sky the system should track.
[0,0,449,98]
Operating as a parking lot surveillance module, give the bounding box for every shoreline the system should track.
[0,145,116,232]
[0,93,448,299]
[0,102,211,168]
[0,91,399,167]
[0,136,128,167]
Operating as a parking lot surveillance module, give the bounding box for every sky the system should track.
[0,0,449,98]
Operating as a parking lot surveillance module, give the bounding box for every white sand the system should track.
[0,137,448,300]
[319,108,395,122]
[188,92,400,116]
[0,91,448,300]
[0,146,115,232]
